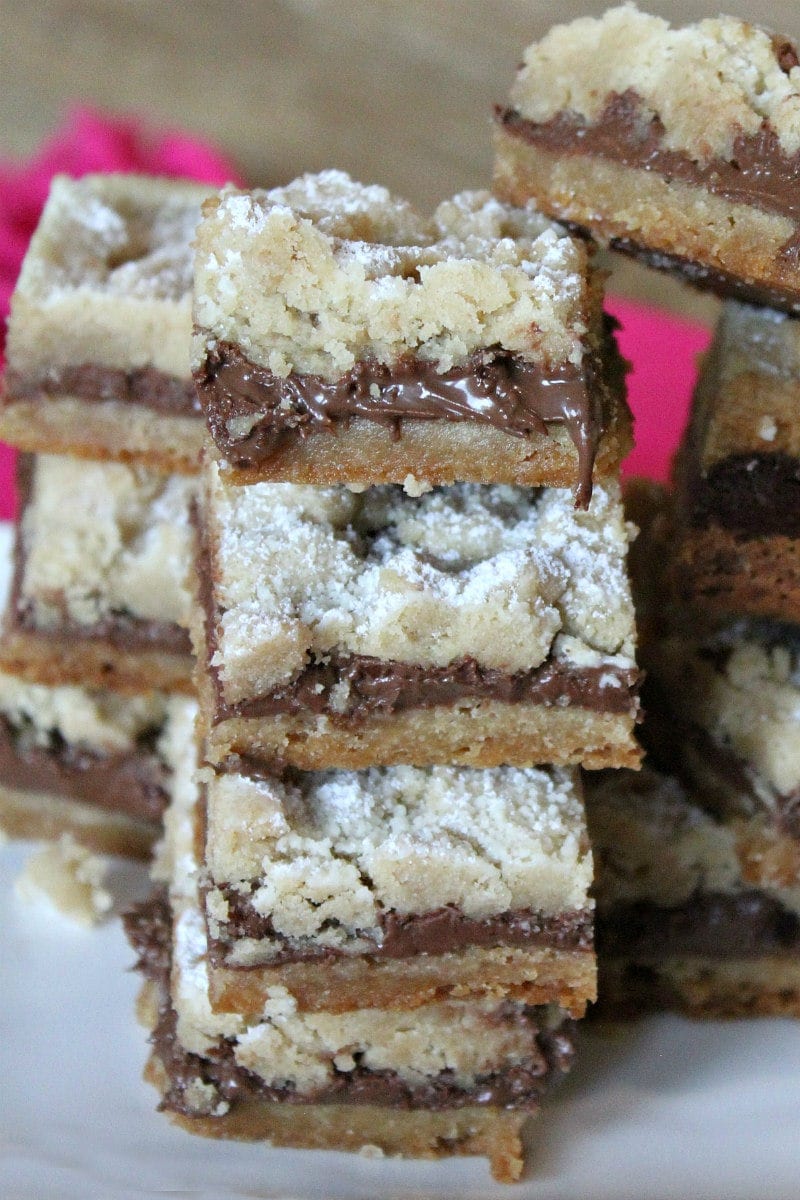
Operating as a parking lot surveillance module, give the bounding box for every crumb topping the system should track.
[193,172,590,378]
[205,463,636,701]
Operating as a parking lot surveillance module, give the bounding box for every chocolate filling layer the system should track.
[11,456,191,657]
[126,893,575,1116]
[598,890,800,961]
[683,452,800,539]
[5,364,200,418]
[497,87,800,307]
[195,508,641,725]
[0,713,169,823]
[195,339,613,507]
[207,889,594,965]
[214,651,642,724]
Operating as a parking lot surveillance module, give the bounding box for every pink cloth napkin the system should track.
[0,106,243,518]
[0,111,712,519]
[607,295,712,485]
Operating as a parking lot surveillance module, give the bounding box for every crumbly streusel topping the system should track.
[205,462,636,701]
[204,761,591,947]
[19,454,195,631]
[509,4,800,160]
[193,171,590,378]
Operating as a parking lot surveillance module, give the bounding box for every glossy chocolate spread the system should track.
[598,889,800,960]
[213,650,642,724]
[125,893,575,1115]
[207,888,594,965]
[0,713,168,822]
[195,341,610,507]
[5,363,200,417]
[194,509,641,724]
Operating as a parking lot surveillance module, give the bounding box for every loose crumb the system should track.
[15,834,113,926]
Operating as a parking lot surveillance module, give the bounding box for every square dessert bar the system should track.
[125,751,578,1184]
[672,302,800,626]
[192,171,632,503]
[200,756,595,1018]
[586,764,800,1018]
[0,454,196,695]
[1,173,210,472]
[192,461,641,770]
[0,525,191,859]
[495,6,800,313]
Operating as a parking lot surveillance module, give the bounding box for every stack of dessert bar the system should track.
[0,173,208,857]
[493,4,800,1017]
[126,170,642,1181]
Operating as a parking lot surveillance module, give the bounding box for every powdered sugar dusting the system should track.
[206,463,636,701]
[192,174,589,377]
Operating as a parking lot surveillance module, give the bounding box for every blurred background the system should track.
[2,0,798,321]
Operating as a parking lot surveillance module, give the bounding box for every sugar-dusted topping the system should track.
[20,454,196,630]
[193,173,589,378]
[204,761,591,948]
[510,3,800,159]
[0,670,167,755]
[206,463,635,701]
[14,173,208,303]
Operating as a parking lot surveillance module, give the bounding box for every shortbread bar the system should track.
[192,172,632,504]
[125,756,577,1183]
[1,174,210,472]
[495,7,800,312]
[0,515,190,859]
[587,764,800,1017]
[672,302,800,625]
[200,754,595,1017]
[193,462,641,770]
[0,455,196,694]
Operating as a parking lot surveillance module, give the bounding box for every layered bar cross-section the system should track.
[495,6,800,312]
[192,171,631,502]
[672,301,800,625]
[1,173,211,471]
[0,455,196,694]
[587,764,800,1017]
[192,461,641,770]
[200,755,595,1017]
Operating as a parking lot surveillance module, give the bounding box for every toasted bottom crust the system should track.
[0,624,194,696]
[0,394,203,474]
[596,956,800,1019]
[210,407,632,491]
[207,944,595,1019]
[144,1050,528,1183]
[0,781,157,858]
[198,686,642,771]
[670,522,800,625]
[493,131,800,311]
